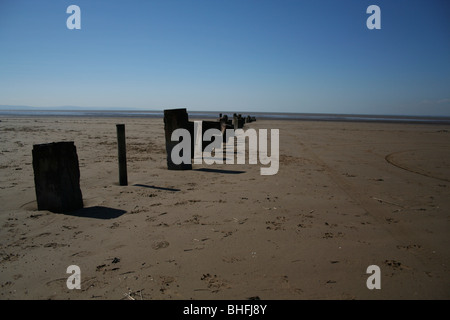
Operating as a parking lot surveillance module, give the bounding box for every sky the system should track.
[0,0,449,116]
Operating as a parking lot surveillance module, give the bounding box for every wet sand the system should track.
[0,116,449,299]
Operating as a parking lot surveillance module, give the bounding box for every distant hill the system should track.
[0,105,36,110]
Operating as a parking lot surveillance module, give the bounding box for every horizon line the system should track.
[1,104,450,119]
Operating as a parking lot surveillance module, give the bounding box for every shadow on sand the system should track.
[66,206,126,219]
[133,184,181,192]
[193,168,246,174]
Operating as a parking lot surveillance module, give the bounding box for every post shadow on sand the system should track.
[64,206,126,219]
[193,168,246,174]
[133,184,181,192]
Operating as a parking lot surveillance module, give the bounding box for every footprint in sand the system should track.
[201,273,230,292]
[384,259,410,275]
[152,241,169,250]
[158,275,178,296]
[109,222,120,229]
[265,216,287,230]
[396,244,422,251]
[222,256,243,263]
[44,242,68,248]
[280,275,303,295]
[70,251,92,258]
[322,232,344,239]
[385,217,399,224]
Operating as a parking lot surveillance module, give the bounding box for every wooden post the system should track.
[116,124,128,186]
[32,141,83,213]
[201,120,222,150]
[237,114,245,128]
[164,108,192,170]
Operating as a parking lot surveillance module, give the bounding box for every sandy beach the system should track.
[0,116,449,300]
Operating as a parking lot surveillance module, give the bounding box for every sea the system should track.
[1,109,450,125]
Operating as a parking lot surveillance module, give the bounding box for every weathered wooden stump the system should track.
[201,121,222,150]
[187,120,195,159]
[237,115,245,129]
[164,108,192,170]
[220,115,228,132]
[32,141,83,213]
[219,115,231,143]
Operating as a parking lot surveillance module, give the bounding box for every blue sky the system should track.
[0,0,449,115]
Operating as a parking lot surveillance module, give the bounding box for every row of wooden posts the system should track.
[31,108,256,213]
[164,109,256,170]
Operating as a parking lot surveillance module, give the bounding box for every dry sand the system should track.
[0,116,449,300]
